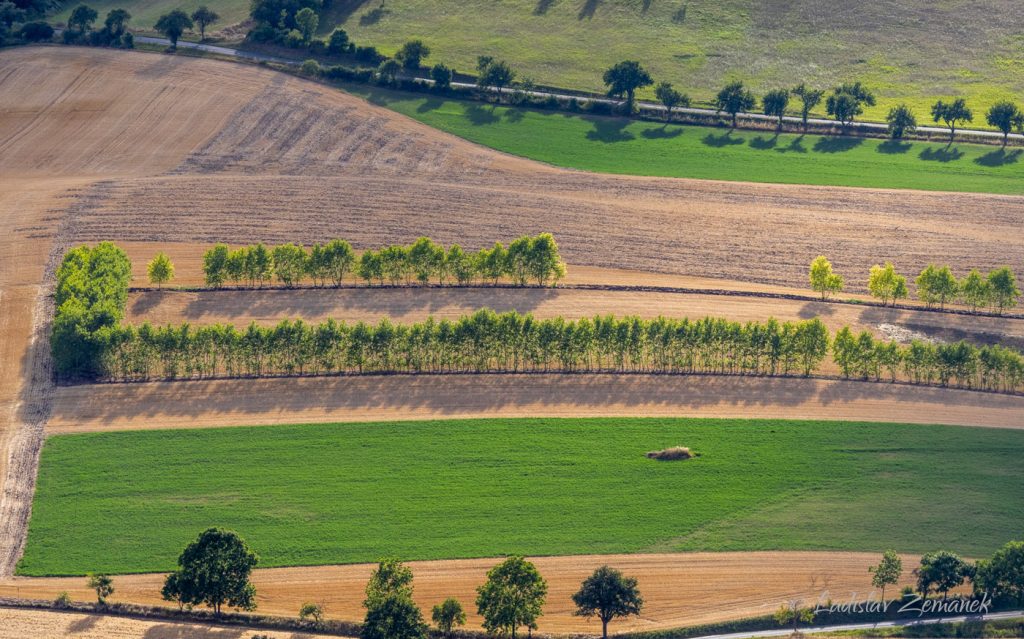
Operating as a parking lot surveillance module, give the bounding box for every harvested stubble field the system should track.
[19,419,1024,574]
[0,552,925,632]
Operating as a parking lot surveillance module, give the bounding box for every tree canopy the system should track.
[826,82,875,126]
[602,60,652,113]
[396,40,431,70]
[869,550,903,602]
[571,565,643,639]
[886,104,917,139]
[154,9,192,48]
[931,98,973,141]
[476,556,547,638]
[986,101,1024,146]
[190,5,218,40]
[809,255,843,300]
[762,88,789,129]
[715,81,756,127]
[161,528,259,614]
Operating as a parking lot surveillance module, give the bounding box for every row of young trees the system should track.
[810,256,1021,314]
[201,234,567,289]
[884,98,1024,144]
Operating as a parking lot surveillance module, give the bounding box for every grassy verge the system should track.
[19,418,1024,575]
[808,617,1024,637]
[341,83,1024,194]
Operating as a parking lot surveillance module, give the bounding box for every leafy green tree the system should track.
[479,242,508,284]
[69,3,97,32]
[327,28,349,54]
[477,58,515,94]
[190,5,218,40]
[602,60,652,113]
[103,8,130,35]
[986,101,1024,146]
[154,9,192,48]
[915,264,958,309]
[571,566,643,639]
[527,232,566,286]
[324,239,356,286]
[987,266,1020,314]
[161,571,187,610]
[396,39,430,70]
[792,83,823,129]
[826,82,875,127]
[363,593,428,639]
[299,601,324,624]
[294,6,317,44]
[916,551,972,599]
[762,88,789,129]
[447,244,475,285]
[379,245,409,284]
[431,64,453,90]
[975,540,1024,606]
[147,252,174,289]
[886,104,917,139]
[868,262,907,306]
[248,243,274,287]
[365,559,415,609]
[300,59,321,76]
[162,528,258,614]
[931,98,972,142]
[0,2,26,29]
[715,80,756,127]
[408,237,443,284]
[203,244,230,288]
[773,601,815,634]
[432,598,467,637]
[87,572,114,604]
[506,236,532,285]
[378,58,401,84]
[655,82,688,122]
[272,243,308,287]
[809,255,843,299]
[869,550,903,604]
[476,556,547,639]
[959,269,991,311]
[359,250,384,285]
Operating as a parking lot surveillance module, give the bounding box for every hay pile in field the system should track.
[646,446,695,461]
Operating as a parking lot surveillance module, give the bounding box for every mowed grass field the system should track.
[347,85,1024,193]
[322,0,1024,120]
[51,0,251,35]
[19,418,1024,576]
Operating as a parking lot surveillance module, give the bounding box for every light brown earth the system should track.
[0,607,325,639]
[0,552,924,632]
[3,46,1024,633]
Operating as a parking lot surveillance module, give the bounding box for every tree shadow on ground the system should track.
[505,108,526,123]
[749,135,778,150]
[641,125,683,139]
[775,135,808,153]
[702,131,744,147]
[578,0,602,19]
[321,0,373,24]
[877,139,912,154]
[534,0,557,14]
[642,0,652,13]
[417,96,444,113]
[812,136,863,153]
[466,104,500,125]
[672,3,687,23]
[359,6,390,25]
[585,117,634,142]
[974,148,1023,167]
[919,146,964,162]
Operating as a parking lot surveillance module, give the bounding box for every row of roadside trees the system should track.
[200,234,566,290]
[810,256,1021,314]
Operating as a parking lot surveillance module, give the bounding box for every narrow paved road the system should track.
[137,35,1024,143]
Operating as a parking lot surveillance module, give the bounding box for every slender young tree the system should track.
[147,252,174,289]
[715,80,756,127]
[792,83,823,129]
[809,255,843,299]
[931,98,972,142]
[762,88,789,130]
[869,550,903,604]
[191,5,219,41]
[655,82,688,122]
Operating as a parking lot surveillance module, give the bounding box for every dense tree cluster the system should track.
[201,234,567,289]
[58,3,133,48]
[51,242,132,379]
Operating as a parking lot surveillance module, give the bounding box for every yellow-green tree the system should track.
[868,262,907,306]
[147,252,174,289]
[809,255,843,300]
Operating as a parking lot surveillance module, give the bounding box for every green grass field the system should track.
[319,0,1024,122]
[19,418,1024,576]
[346,85,1024,194]
[51,0,251,36]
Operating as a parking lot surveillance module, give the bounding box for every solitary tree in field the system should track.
[869,550,903,604]
[959,269,991,311]
[988,266,1021,315]
[294,6,318,45]
[886,104,917,139]
[299,601,325,625]
[396,39,430,70]
[154,9,192,49]
[762,88,789,130]
[147,252,174,288]
[655,82,688,122]
[809,255,843,299]
[69,3,98,32]
[103,8,131,35]
[87,572,114,605]
[161,528,258,615]
[190,5,219,41]
[931,98,972,142]
[476,556,547,639]
[602,60,652,114]
[715,81,756,127]
[572,566,643,639]
[986,101,1024,146]
[868,262,908,306]
[432,598,467,637]
[826,82,875,127]
[792,83,823,129]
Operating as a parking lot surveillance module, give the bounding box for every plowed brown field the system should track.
[0,552,922,632]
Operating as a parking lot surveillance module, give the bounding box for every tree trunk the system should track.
[602,618,609,639]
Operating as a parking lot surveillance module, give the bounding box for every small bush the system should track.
[54,592,72,608]
[300,59,321,76]
[646,446,695,461]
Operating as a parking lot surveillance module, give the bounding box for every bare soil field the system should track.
[0,552,922,632]
[125,285,1024,350]
[0,607,323,639]
[46,374,1024,434]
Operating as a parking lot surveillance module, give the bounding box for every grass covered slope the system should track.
[20,418,1024,576]
[324,0,1024,120]
[349,86,1024,194]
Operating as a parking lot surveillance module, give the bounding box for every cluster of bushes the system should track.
[200,234,566,289]
[60,4,133,48]
[811,256,1021,314]
[51,242,132,379]
[246,0,384,64]
[0,0,54,45]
